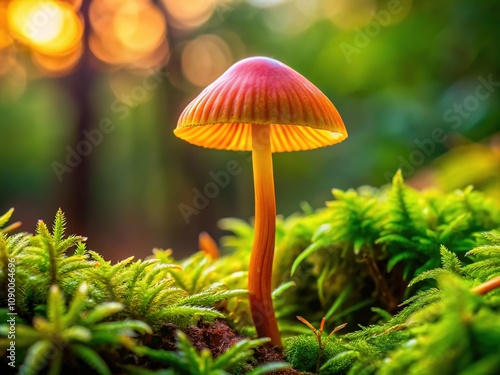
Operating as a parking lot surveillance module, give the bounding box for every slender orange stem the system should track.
[248,123,281,346]
[471,276,500,295]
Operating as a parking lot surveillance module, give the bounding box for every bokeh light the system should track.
[90,0,168,69]
[7,0,82,56]
[181,34,233,87]
[0,0,84,78]
[162,0,216,30]
[114,3,164,54]
[32,42,83,76]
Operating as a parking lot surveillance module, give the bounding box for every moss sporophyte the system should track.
[174,56,348,346]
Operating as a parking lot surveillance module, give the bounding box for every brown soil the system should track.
[147,319,305,374]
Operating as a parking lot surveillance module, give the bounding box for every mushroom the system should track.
[174,56,348,346]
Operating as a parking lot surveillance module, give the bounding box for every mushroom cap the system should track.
[175,56,348,152]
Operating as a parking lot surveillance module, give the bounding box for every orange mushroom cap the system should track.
[175,56,347,152]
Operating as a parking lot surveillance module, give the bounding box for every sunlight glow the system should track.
[90,0,168,68]
[33,42,83,75]
[113,2,165,54]
[181,34,233,87]
[7,0,82,55]
[0,4,13,48]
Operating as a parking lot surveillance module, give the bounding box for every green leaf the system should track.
[133,345,185,368]
[320,350,359,374]
[82,302,124,324]
[0,324,40,347]
[440,245,463,274]
[64,283,89,326]
[63,326,92,342]
[72,344,112,375]
[35,220,51,240]
[0,208,14,228]
[324,283,353,320]
[409,268,452,288]
[93,320,152,336]
[214,337,270,370]
[52,209,67,244]
[21,339,53,375]
[386,251,419,273]
[272,281,296,299]
[246,362,291,375]
[47,285,65,332]
[291,241,323,276]
[176,331,203,372]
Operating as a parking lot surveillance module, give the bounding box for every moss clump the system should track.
[284,334,345,373]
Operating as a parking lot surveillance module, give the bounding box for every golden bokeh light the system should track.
[9,1,64,45]
[113,2,166,54]
[89,32,131,66]
[32,41,83,76]
[90,0,168,69]
[88,0,114,37]
[7,0,82,56]
[181,34,233,87]
[161,0,216,29]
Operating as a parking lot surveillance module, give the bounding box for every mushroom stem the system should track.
[248,123,281,346]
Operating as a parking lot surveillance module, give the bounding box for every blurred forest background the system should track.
[0,0,499,260]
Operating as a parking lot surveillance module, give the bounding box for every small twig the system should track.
[471,276,500,295]
[297,315,318,334]
[328,322,348,339]
[297,316,347,373]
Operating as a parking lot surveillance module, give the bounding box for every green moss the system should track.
[0,172,499,374]
[284,334,345,373]
[284,335,320,372]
